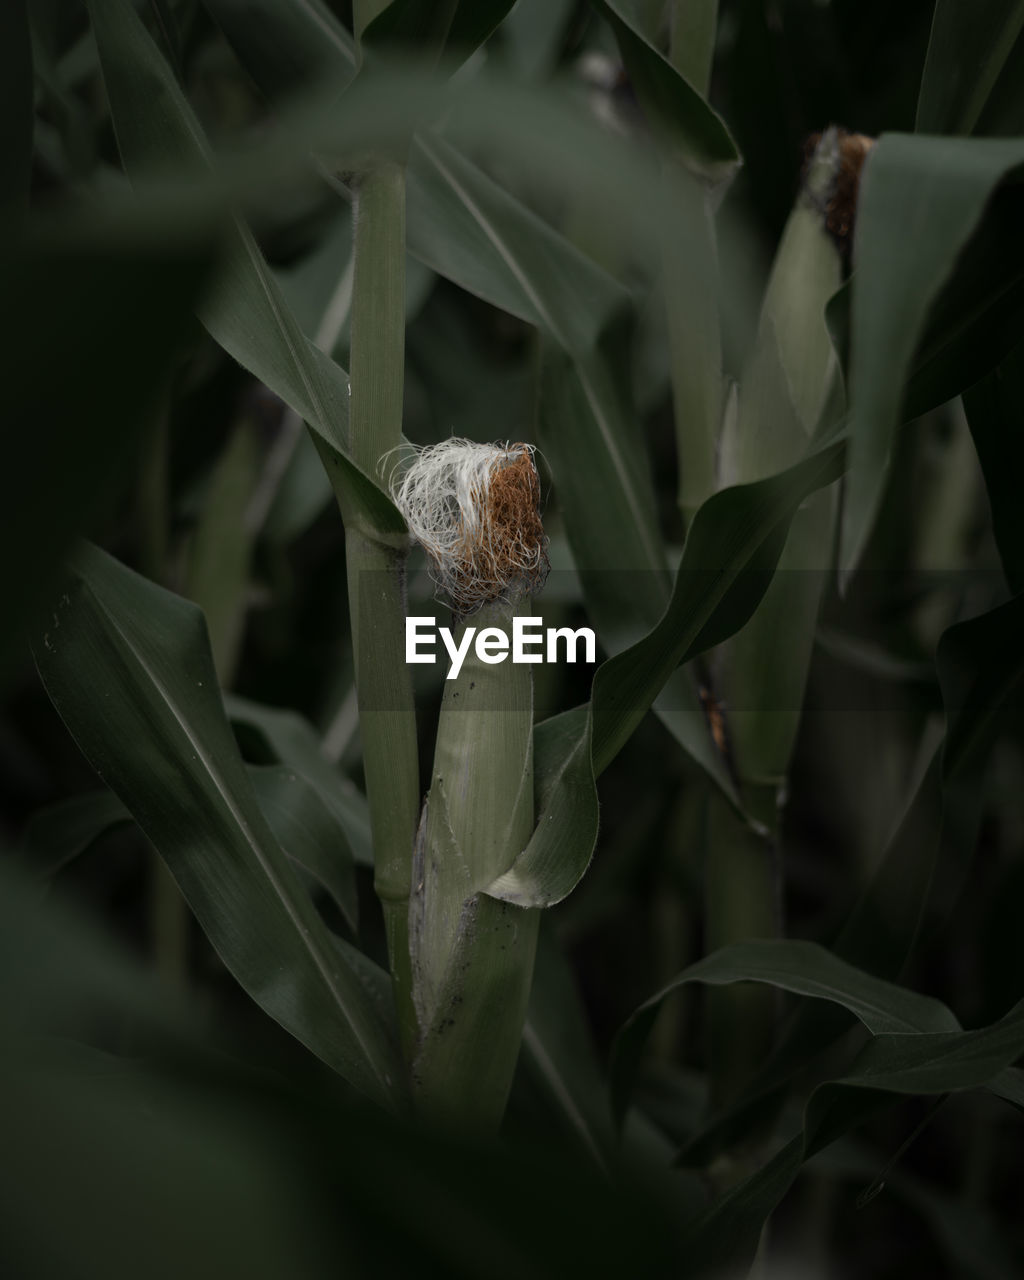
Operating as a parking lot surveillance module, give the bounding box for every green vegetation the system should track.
[3,0,1024,1275]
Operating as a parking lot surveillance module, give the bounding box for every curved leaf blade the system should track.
[684,999,1024,1277]
[592,0,739,176]
[487,440,845,907]
[610,938,961,1127]
[33,543,403,1108]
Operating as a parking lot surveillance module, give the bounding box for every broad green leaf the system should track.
[592,0,739,176]
[683,999,1024,1277]
[916,0,1024,135]
[487,440,845,907]
[227,694,373,868]
[406,132,629,356]
[963,341,1024,595]
[610,938,961,1126]
[362,0,515,60]
[0,218,212,689]
[841,133,1024,577]
[33,543,403,1108]
[0,0,32,223]
[591,442,844,773]
[825,183,1024,427]
[87,0,404,544]
[536,342,737,805]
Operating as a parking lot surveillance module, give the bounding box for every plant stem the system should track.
[411,599,539,1130]
[346,160,421,1057]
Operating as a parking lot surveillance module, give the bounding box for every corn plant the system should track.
[4,0,1024,1276]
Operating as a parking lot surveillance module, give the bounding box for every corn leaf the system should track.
[610,938,961,1127]
[670,591,1024,1166]
[683,998,1024,1277]
[21,766,360,935]
[916,0,1024,135]
[825,183,1024,429]
[488,440,845,907]
[32,543,404,1108]
[840,133,1024,577]
[226,694,374,868]
[592,0,739,176]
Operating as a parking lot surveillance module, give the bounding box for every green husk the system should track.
[410,598,538,1129]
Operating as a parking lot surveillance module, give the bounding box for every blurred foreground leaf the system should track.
[0,858,686,1280]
